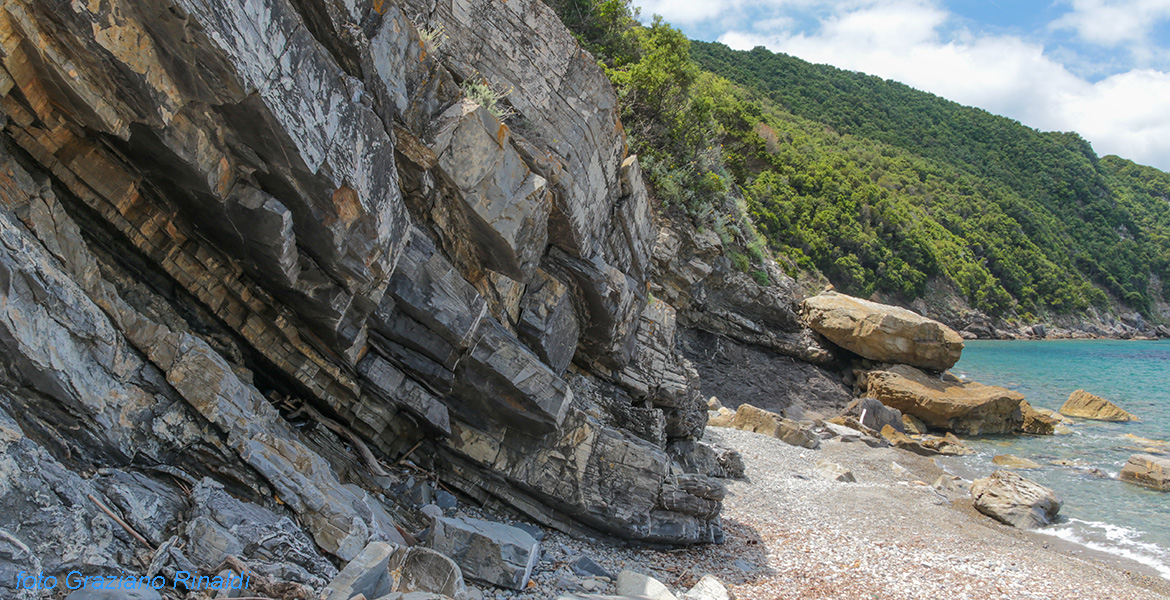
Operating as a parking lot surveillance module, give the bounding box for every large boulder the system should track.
[425,516,539,590]
[709,404,819,449]
[1059,390,1138,422]
[865,365,1029,435]
[1119,454,1170,491]
[971,470,1062,529]
[802,292,964,371]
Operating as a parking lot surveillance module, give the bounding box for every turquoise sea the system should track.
[951,340,1170,579]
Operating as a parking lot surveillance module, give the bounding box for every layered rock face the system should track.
[0,0,725,588]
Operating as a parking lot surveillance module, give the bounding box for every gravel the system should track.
[459,427,1170,599]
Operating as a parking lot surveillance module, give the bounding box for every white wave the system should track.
[1039,520,1170,580]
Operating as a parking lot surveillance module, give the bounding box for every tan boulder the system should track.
[919,432,975,456]
[992,455,1042,469]
[712,404,819,449]
[880,425,939,456]
[865,365,1030,435]
[1059,390,1138,422]
[902,413,928,435]
[971,470,1062,529]
[1019,401,1058,435]
[1119,454,1170,491]
[801,292,964,371]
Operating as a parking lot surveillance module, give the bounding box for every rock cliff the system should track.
[0,0,764,592]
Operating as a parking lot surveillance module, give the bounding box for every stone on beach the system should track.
[865,365,1032,435]
[709,404,819,449]
[1059,389,1139,422]
[971,470,1062,529]
[880,425,940,456]
[683,574,732,600]
[845,397,905,433]
[426,516,539,590]
[815,460,857,482]
[616,570,678,600]
[801,292,964,371]
[1119,454,1170,491]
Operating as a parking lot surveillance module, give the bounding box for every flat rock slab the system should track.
[1119,454,1170,491]
[426,516,539,590]
[1059,389,1138,422]
[802,292,964,371]
[971,470,1062,529]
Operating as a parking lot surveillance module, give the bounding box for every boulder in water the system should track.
[1119,454,1170,491]
[1059,390,1138,422]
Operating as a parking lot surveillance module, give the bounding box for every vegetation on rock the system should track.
[548,0,1170,323]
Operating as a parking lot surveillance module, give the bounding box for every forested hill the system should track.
[544,0,1170,328]
[687,41,1170,323]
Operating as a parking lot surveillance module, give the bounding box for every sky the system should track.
[630,0,1170,171]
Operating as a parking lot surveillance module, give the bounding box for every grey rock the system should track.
[846,397,905,434]
[427,516,540,590]
[971,470,1062,529]
[435,490,459,511]
[322,542,397,600]
[518,270,580,375]
[430,100,551,280]
[185,479,336,587]
[392,546,467,598]
[571,556,615,580]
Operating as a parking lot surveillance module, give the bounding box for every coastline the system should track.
[507,425,1170,599]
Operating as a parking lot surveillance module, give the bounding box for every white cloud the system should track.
[1052,0,1170,48]
[704,0,1170,169]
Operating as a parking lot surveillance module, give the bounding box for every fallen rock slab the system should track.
[802,292,964,371]
[1059,390,1138,422]
[866,365,1030,435]
[880,425,939,456]
[710,404,819,449]
[918,433,975,456]
[971,470,1062,529]
[1119,454,1170,491]
[426,516,539,590]
[323,542,397,600]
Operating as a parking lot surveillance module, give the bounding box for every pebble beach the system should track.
[479,426,1170,600]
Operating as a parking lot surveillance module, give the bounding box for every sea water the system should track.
[950,340,1170,579]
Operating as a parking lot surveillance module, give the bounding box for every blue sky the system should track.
[631,0,1170,171]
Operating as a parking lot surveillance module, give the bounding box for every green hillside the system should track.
[545,0,1170,322]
